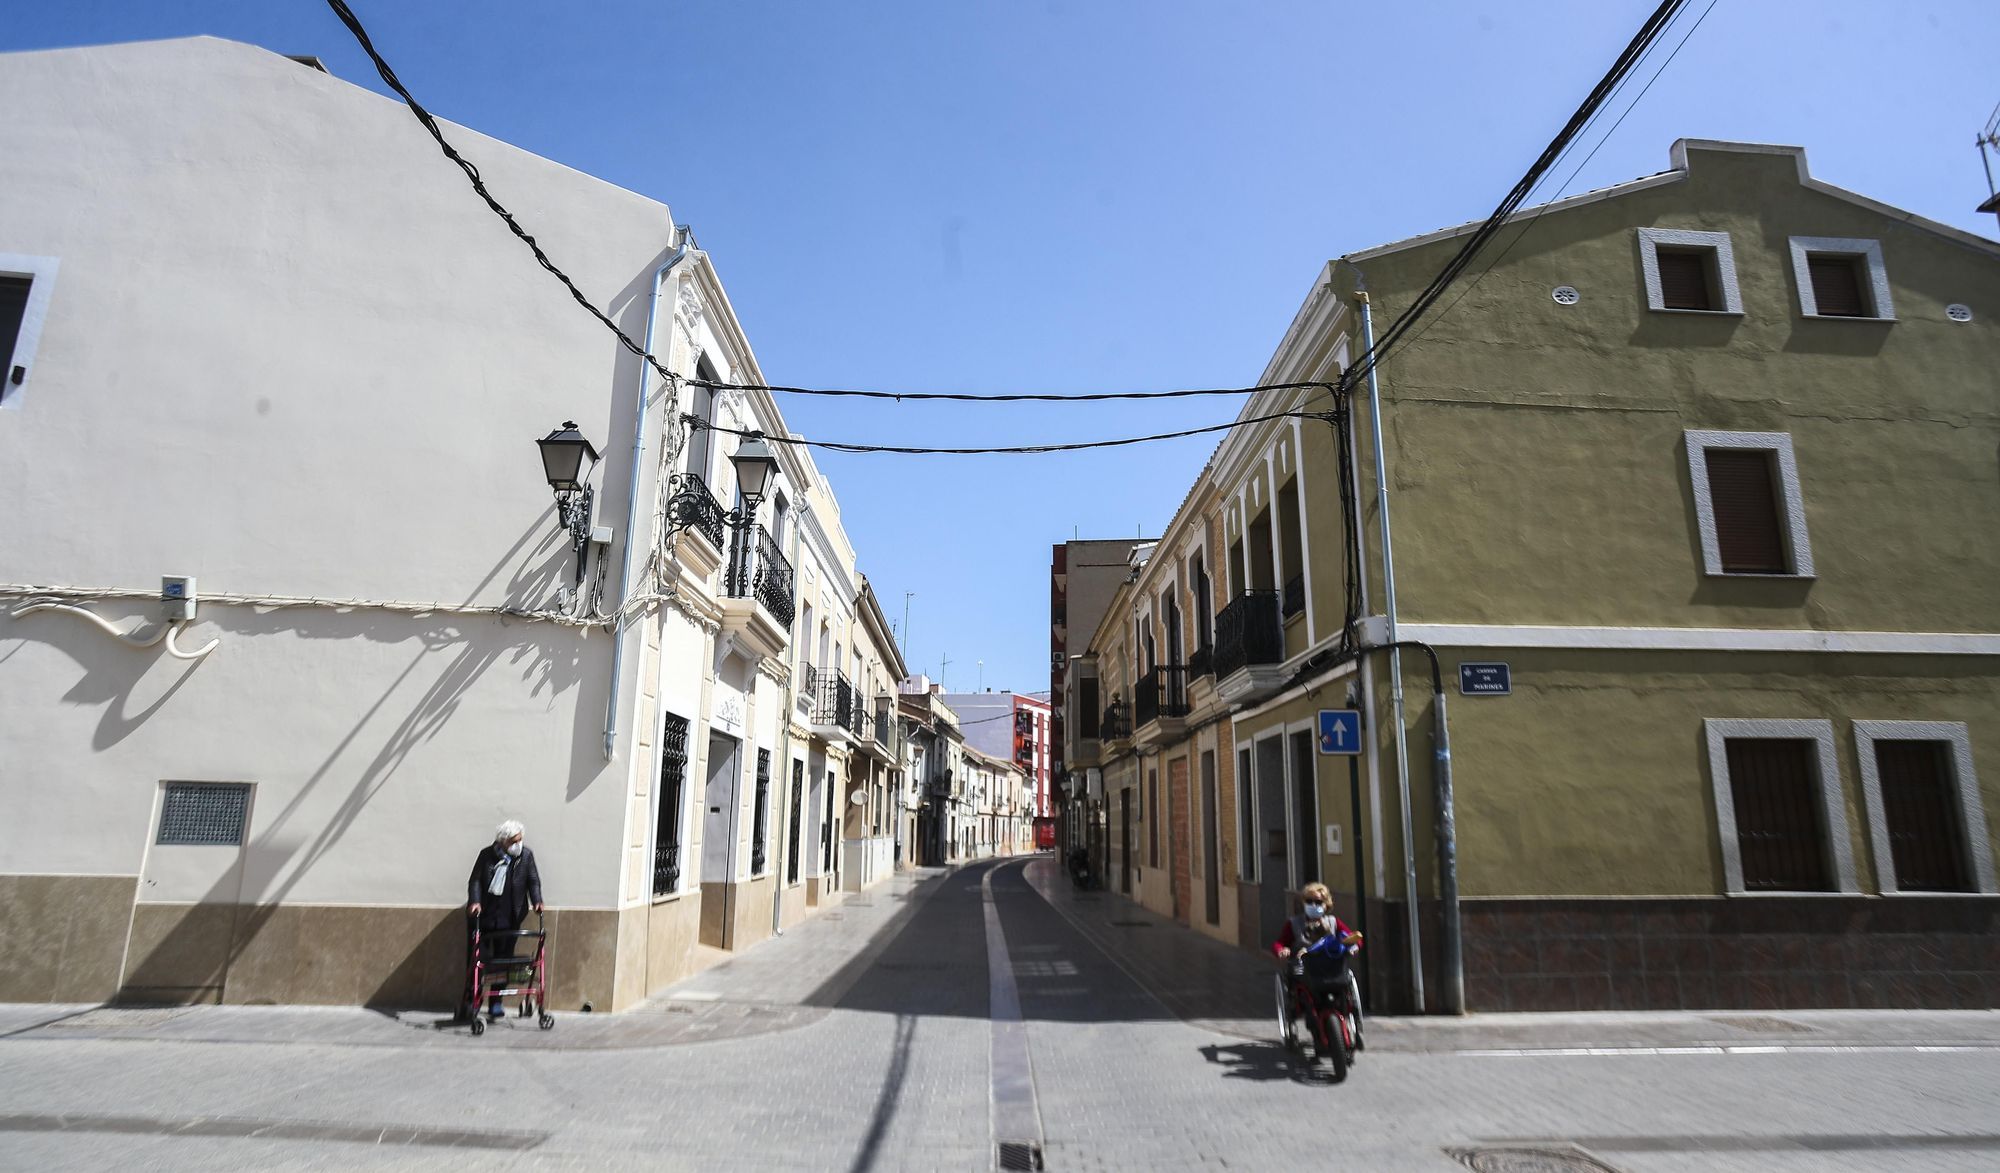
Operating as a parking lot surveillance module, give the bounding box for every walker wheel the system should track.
[469,1017,485,1036]
[538,1014,555,1031]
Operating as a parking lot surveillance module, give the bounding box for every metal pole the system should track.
[1341,355,1390,912]
[1432,687,1463,1014]
[1348,753,1369,1010]
[1358,286,1424,1014]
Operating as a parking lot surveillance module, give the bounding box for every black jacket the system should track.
[467,844,543,927]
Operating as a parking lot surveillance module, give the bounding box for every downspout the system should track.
[603,226,696,761]
[1357,282,1424,1013]
[1337,307,1391,916]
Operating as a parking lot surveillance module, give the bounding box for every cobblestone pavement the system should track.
[3,856,1998,1171]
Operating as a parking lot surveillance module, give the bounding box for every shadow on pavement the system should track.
[1198,1040,1328,1085]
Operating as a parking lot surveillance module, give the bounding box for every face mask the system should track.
[1303,903,1325,919]
[506,842,523,858]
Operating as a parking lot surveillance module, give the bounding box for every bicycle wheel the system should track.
[1273,974,1298,1051]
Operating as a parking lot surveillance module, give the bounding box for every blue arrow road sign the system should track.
[1317,709,1362,755]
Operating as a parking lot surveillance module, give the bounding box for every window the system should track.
[786,758,805,884]
[1637,228,1742,314]
[1148,768,1159,867]
[157,782,251,846]
[1789,237,1893,320]
[0,255,60,408]
[1854,722,1996,895]
[750,748,772,875]
[653,711,691,897]
[1685,431,1814,577]
[1703,719,1856,894]
[1079,676,1100,738]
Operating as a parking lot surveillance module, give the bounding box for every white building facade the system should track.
[0,37,900,1010]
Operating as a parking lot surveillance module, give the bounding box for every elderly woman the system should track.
[467,819,544,1020]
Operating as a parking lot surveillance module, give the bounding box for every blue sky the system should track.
[8,2,1996,695]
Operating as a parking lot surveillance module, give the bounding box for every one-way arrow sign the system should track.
[1317,709,1362,756]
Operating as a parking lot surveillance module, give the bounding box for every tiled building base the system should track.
[1461,897,2000,1012]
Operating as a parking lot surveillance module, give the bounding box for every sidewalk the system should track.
[1022,856,2000,1054]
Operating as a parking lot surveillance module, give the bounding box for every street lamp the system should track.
[537,420,599,583]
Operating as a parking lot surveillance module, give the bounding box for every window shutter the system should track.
[1807,255,1867,317]
[1705,448,1787,573]
[1875,740,1969,892]
[1656,249,1713,310]
[1725,739,1828,891]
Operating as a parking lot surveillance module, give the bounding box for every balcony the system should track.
[809,667,861,746]
[1133,665,1189,749]
[661,472,729,593]
[720,523,794,659]
[1214,590,1287,704]
[1099,700,1131,754]
[1188,642,1213,680]
[858,697,899,761]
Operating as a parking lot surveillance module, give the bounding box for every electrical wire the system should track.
[684,407,1332,457]
[323,0,678,389]
[1339,0,1690,396]
[1387,0,1718,360]
[686,379,1331,403]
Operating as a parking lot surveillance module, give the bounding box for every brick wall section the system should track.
[1462,897,2000,1012]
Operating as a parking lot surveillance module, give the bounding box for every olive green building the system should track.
[1065,140,1999,1013]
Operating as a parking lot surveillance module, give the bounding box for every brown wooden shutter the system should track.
[1704,448,1787,573]
[1656,249,1713,310]
[1875,740,1969,892]
[1807,255,1867,317]
[1725,738,1829,891]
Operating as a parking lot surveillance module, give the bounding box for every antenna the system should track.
[902,591,914,662]
[1978,99,2000,230]
[940,652,952,691]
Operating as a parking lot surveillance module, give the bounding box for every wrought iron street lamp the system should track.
[537,420,599,583]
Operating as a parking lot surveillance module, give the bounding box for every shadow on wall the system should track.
[10,512,611,1006]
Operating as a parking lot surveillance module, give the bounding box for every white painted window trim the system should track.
[1703,718,1858,895]
[1789,236,1895,321]
[0,253,60,410]
[1852,721,1996,895]
[1636,228,1742,314]
[1685,430,1815,578]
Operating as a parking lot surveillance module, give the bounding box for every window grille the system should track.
[786,759,805,885]
[0,276,30,377]
[653,712,690,897]
[751,749,772,875]
[157,783,250,846]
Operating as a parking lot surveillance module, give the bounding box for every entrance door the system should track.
[1255,735,1289,945]
[1201,751,1220,926]
[702,733,740,886]
[1289,730,1320,888]
[1119,787,1134,893]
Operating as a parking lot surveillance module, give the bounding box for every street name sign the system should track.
[1458,662,1511,696]
[1317,709,1362,755]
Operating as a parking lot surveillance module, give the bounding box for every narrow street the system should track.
[3,858,1998,1171]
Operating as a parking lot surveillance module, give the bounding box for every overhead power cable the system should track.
[1339,0,1691,395]
[324,0,677,388]
[685,407,1331,456]
[686,379,1329,403]
[1388,0,1718,360]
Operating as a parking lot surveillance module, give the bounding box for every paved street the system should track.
[4,857,1999,1172]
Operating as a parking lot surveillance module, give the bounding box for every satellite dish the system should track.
[849,789,867,807]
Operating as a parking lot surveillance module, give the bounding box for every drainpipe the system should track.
[603,226,697,761]
[1357,281,1425,1013]
[1339,323,1391,916]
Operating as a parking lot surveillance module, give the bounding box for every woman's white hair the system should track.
[495,819,526,843]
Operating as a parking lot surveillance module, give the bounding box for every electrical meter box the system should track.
[161,575,197,622]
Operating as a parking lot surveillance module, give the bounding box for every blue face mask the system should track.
[1303,903,1325,919]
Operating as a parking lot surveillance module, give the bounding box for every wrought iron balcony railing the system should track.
[1282,573,1306,620]
[812,666,858,732]
[1214,590,1283,679]
[663,472,727,552]
[725,523,796,630]
[1100,701,1131,742]
[1188,642,1213,679]
[1134,665,1190,727]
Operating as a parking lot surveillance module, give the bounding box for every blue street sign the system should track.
[1317,709,1362,755]
[1459,662,1512,696]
